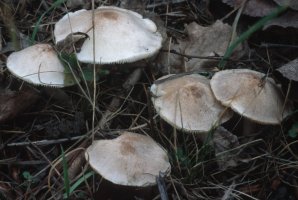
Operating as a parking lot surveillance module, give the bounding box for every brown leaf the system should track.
[183,21,245,72]
[213,126,240,170]
[273,0,298,10]
[222,0,277,17]
[157,38,187,74]
[68,151,85,181]
[157,20,245,73]
[0,88,39,123]
[263,11,298,29]
[276,58,298,81]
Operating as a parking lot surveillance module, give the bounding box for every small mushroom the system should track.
[210,69,292,124]
[85,132,170,187]
[54,6,163,64]
[6,44,75,87]
[150,74,233,132]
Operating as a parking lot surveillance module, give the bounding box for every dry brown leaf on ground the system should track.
[263,11,298,29]
[157,38,187,73]
[222,0,277,17]
[276,58,298,102]
[67,151,86,181]
[183,20,245,72]
[273,0,298,10]
[157,20,245,73]
[213,126,240,170]
[277,58,298,81]
[222,0,298,29]
[0,88,39,123]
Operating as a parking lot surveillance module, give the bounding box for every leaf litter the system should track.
[222,0,298,29]
[213,126,240,170]
[0,88,39,123]
[277,58,298,81]
[158,20,245,73]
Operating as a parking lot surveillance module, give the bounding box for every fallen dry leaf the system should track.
[213,126,240,170]
[67,151,86,181]
[222,0,298,29]
[158,20,245,73]
[222,0,276,17]
[276,58,298,102]
[273,0,298,10]
[157,38,187,74]
[0,88,39,123]
[183,21,245,72]
[263,11,298,29]
[276,58,298,81]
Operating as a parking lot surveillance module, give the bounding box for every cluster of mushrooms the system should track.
[7,6,170,188]
[151,69,292,133]
[5,5,292,189]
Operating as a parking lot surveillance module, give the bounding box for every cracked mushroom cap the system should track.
[210,69,292,124]
[150,74,233,132]
[6,44,75,87]
[54,6,162,64]
[85,132,170,187]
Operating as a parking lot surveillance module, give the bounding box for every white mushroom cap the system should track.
[6,44,75,87]
[85,132,170,187]
[54,6,162,64]
[210,69,292,124]
[150,74,233,132]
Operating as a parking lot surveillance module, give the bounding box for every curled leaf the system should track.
[222,0,277,17]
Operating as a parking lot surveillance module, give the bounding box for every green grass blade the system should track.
[218,5,288,69]
[61,146,70,199]
[63,171,95,199]
[30,0,66,43]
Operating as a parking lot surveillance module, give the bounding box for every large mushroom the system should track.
[210,69,292,124]
[54,6,163,64]
[150,74,233,133]
[6,44,75,87]
[85,132,170,187]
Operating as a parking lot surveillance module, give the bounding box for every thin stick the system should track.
[7,135,87,147]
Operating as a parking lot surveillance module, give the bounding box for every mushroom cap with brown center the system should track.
[54,6,162,64]
[6,44,75,87]
[150,74,233,132]
[85,132,170,187]
[210,69,292,124]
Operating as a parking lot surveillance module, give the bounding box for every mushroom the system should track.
[6,44,75,87]
[210,69,292,124]
[150,74,233,133]
[54,6,163,64]
[85,132,170,187]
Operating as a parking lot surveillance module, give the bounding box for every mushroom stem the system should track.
[242,118,256,136]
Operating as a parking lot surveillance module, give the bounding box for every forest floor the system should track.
[0,0,298,199]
